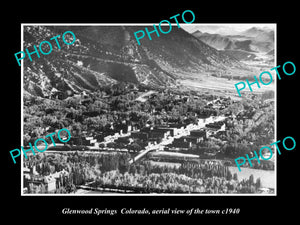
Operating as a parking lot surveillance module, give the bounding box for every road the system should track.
[135,90,157,102]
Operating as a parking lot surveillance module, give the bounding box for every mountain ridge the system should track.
[23,25,244,98]
[192,27,274,53]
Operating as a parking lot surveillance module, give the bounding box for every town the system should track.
[23,83,275,194]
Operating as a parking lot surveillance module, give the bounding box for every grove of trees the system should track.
[24,152,263,194]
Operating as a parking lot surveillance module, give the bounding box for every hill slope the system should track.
[23,25,243,98]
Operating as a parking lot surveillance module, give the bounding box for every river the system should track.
[228,166,275,189]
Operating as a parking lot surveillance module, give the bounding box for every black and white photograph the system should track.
[21,23,276,195]
[3,3,299,221]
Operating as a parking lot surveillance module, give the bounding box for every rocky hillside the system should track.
[23,25,243,98]
[192,31,234,51]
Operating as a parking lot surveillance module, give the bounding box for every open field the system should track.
[180,75,275,96]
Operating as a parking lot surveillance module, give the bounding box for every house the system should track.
[43,175,57,192]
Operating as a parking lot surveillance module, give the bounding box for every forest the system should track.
[24,152,262,194]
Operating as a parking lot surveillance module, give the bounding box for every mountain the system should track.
[192,31,233,50]
[241,27,274,51]
[242,27,274,40]
[192,27,274,55]
[192,31,254,52]
[241,27,264,37]
[219,49,257,61]
[192,30,203,37]
[23,25,243,98]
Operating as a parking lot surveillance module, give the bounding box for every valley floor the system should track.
[180,75,275,97]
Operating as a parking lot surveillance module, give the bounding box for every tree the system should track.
[118,154,130,174]
[261,90,274,101]
[107,142,117,149]
[255,178,261,189]
[129,164,137,175]
[226,170,233,181]
[249,174,254,185]
[129,142,142,152]
[233,173,238,181]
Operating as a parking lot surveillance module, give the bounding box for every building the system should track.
[183,136,202,144]
[198,116,213,125]
[190,130,207,139]
[168,123,185,136]
[149,128,170,141]
[115,136,132,145]
[81,137,94,146]
[131,131,148,141]
[169,137,193,150]
[205,121,226,136]
[154,126,176,136]
[43,175,56,192]
[25,169,70,193]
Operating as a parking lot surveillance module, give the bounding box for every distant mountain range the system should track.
[23,25,244,98]
[241,27,274,42]
[192,27,274,60]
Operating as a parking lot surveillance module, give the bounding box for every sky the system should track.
[181,24,276,35]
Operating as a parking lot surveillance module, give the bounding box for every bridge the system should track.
[129,149,154,164]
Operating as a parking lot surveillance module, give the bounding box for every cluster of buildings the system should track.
[44,92,232,160]
[67,123,136,150]
[205,97,232,110]
[61,113,228,157]
[23,166,69,193]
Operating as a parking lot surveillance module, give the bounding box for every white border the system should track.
[21,23,277,196]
